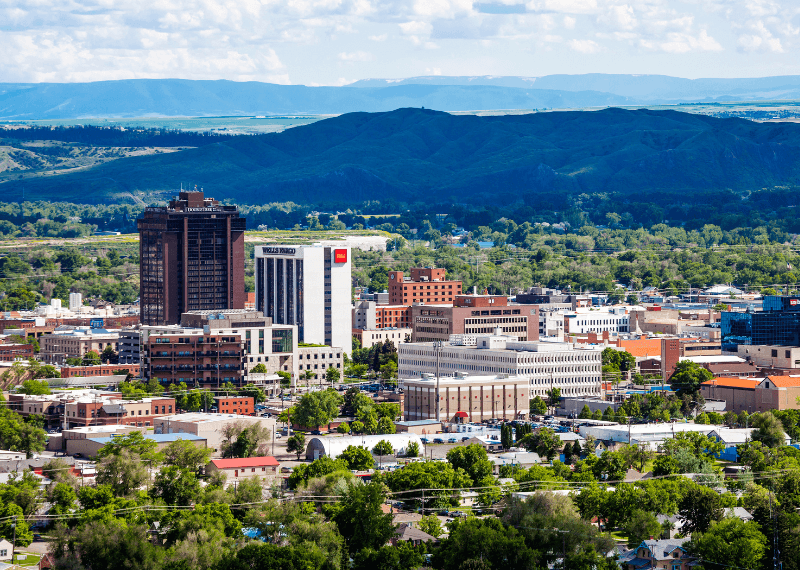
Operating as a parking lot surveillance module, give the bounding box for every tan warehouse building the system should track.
[403,372,530,423]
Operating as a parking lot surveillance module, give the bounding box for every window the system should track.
[772,349,778,357]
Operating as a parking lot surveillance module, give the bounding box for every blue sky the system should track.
[2,0,800,85]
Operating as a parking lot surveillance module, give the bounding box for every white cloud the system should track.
[368,33,387,41]
[338,50,373,61]
[563,15,576,29]
[568,38,601,53]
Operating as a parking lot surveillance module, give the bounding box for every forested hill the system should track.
[3,107,800,214]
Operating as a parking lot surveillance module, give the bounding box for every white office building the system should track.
[255,245,352,355]
[398,334,603,397]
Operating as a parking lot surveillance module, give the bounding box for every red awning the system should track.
[454,411,469,418]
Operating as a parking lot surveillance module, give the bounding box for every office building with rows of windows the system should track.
[398,333,603,397]
[137,191,246,326]
[255,245,351,355]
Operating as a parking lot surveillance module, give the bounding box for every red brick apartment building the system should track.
[0,343,35,361]
[144,333,244,386]
[213,395,254,415]
[63,396,177,428]
[388,268,463,305]
[60,363,141,378]
[410,295,539,343]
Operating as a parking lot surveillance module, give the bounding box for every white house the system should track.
[0,539,12,562]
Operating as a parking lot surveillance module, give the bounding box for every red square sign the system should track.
[334,249,347,263]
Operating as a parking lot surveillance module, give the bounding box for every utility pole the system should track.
[434,341,442,422]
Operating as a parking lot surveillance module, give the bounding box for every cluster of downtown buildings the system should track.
[3,191,800,430]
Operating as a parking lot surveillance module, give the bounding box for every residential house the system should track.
[619,538,694,570]
[206,456,280,482]
[0,539,12,561]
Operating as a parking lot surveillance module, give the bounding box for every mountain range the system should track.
[3,74,800,120]
[3,107,800,208]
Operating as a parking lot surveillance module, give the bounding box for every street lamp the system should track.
[10,522,16,564]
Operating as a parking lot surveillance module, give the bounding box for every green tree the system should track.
[623,509,662,547]
[523,427,561,461]
[376,416,396,434]
[337,422,351,434]
[0,502,33,547]
[333,482,395,555]
[151,465,201,506]
[678,483,724,534]
[162,438,212,471]
[690,517,767,570]
[417,513,443,538]
[294,389,344,429]
[352,542,424,570]
[326,366,341,385]
[433,518,540,570]
[18,378,51,395]
[669,360,713,396]
[212,542,323,570]
[405,441,420,458]
[82,349,102,365]
[530,396,547,416]
[239,383,266,403]
[97,430,159,461]
[220,421,271,458]
[501,423,514,449]
[287,432,306,460]
[96,448,150,497]
[251,363,268,373]
[372,440,394,456]
[339,445,375,471]
[751,411,786,448]
[446,444,493,484]
[578,404,592,419]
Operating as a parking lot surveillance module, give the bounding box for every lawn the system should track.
[12,553,42,566]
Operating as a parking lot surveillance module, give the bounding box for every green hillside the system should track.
[2,107,800,209]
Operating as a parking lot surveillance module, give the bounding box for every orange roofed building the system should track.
[701,375,800,413]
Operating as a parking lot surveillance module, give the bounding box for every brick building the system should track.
[352,301,412,330]
[410,295,539,343]
[699,377,760,414]
[138,190,246,326]
[0,343,35,361]
[63,396,176,428]
[388,268,462,306]
[60,363,140,378]
[403,373,530,423]
[143,332,244,387]
[213,395,254,415]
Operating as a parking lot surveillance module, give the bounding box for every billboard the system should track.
[334,249,348,263]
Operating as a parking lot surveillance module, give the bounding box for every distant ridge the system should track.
[3,107,800,208]
[3,74,800,120]
[350,74,800,102]
[0,79,630,120]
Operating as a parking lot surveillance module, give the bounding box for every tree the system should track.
[623,509,662,547]
[82,349,102,365]
[151,465,201,506]
[530,396,547,416]
[96,449,150,497]
[620,443,654,471]
[690,517,767,570]
[373,440,394,456]
[213,542,323,570]
[405,441,420,458]
[593,451,627,481]
[578,404,592,419]
[678,483,724,534]
[333,482,395,554]
[501,424,514,449]
[162,438,212,471]
[18,378,51,395]
[220,421,271,459]
[101,345,118,364]
[546,387,561,410]
[287,432,306,460]
[376,416,396,434]
[751,411,786,448]
[574,482,608,529]
[417,513,443,538]
[592,409,603,421]
[0,398,46,457]
[433,518,540,570]
[251,363,268,373]
[326,366,341,385]
[669,360,713,396]
[339,445,375,471]
[294,389,344,429]
[0,502,33,547]
[239,383,266,403]
[602,348,636,373]
[337,422,351,434]
[352,542,424,570]
[97,430,160,461]
[523,427,561,461]
[446,444,493,484]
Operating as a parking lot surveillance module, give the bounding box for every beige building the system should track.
[737,345,800,369]
[61,424,142,454]
[40,328,120,364]
[295,345,344,384]
[355,328,411,349]
[403,372,530,423]
[153,412,275,454]
[67,432,207,458]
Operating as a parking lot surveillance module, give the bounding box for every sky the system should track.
[2,0,800,86]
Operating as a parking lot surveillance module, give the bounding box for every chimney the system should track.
[473,286,477,295]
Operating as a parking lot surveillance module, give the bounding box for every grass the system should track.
[13,553,42,566]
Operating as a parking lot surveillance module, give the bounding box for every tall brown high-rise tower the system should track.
[137,191,246,325]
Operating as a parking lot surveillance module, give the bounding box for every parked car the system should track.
[433,438,444,444]
[420,437,429,443]
[461,436,471,442]
[447,437,457,443]
[281,467,293,473]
